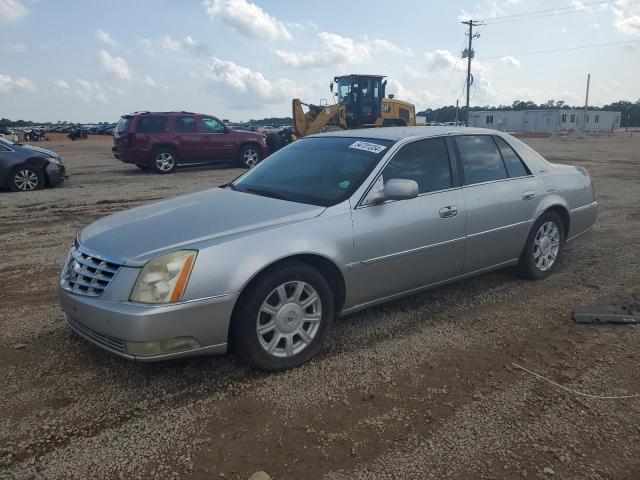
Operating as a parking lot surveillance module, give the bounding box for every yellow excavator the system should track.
[266,74,415,150]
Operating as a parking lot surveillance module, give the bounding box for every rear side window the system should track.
[174,116,196,133]
[455,135,507,185]
[135,116,168,133]
[494,136,531,178]
[382,138,452,194]
[115,117,132,134]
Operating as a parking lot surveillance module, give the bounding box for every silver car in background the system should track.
[59,127,597,371]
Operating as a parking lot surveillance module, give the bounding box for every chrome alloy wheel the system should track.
[533,221,560,271]
[14,169,39,191]
[155,152,175,172]
[243,148,259,168]
[256,281,322,358]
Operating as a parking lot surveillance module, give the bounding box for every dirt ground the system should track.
[1,132,639,480]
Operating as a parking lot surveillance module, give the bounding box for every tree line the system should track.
[417,99,640,127]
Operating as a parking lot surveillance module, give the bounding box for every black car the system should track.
[0,137,65,191]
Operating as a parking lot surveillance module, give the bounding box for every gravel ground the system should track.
[1,132,639,480]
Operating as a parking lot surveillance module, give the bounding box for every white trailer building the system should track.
[468,109,621,133]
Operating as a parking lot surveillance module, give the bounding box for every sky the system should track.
[1,0,639,123]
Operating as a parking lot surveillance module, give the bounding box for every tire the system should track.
[151,148,177,174]
[8,165,44,192]
[231,261,335,371]
[265,133,283,153]
[238,144,261,169]
[518,211,565,280]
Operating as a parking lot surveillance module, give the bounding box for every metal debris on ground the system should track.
[572,304,640,324]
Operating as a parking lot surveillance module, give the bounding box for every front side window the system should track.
[232,137,394,207]
[494,136,531,178]
[381,138,452,194]
[136,116,168,133]
[201,117,225,133]
[455,135,508,185]
[174,116,196,133]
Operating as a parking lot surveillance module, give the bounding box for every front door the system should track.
[351,137,466,306]
[453,134,540,273]
[199,116,234,162]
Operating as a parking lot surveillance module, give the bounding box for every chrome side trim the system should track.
[341,258,519,315]
[360,236,466,265]
[126,293,230,308]
[570,200,598,213]
[467,219,533,239]
[566,224,594,242]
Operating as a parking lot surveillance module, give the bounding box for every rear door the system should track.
[351,137,466,305]
[454,134,539,273]
[172,115,199,162]
[199,116,234,161]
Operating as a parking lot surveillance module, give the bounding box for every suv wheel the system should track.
[232,262,335,371]
[152,149,177,174]
[9,165,44,192]
[239,145,261,169]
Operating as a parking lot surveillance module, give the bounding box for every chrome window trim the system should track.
[461,174,536,189]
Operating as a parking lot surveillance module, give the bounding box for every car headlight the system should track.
[130,250,197,304]
[48,156,62,165]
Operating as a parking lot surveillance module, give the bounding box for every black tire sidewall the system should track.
[8,165,44,192]
[151,148,177,174]
[232,262,335,371]
[519,211,565,279]
[239,145,261,169]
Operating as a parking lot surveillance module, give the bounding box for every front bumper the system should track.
[59,287,238,361]
[45,162,65,186]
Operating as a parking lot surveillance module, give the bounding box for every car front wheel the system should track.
[518,211,565,279]
[239,145,261,169]
[232,262,335,371]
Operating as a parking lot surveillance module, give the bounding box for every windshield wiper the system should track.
[243,186,290,201]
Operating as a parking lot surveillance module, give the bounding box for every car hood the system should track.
[20,144,58,158]
[78,187,325,266]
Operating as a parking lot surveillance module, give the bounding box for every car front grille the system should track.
[65,315,127,354]
[61,246,121,296]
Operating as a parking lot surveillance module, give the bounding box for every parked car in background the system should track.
[60,127,597,370]
[1,137,65,191]
[112,112,269,173]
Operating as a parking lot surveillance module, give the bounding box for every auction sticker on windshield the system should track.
[349,141,387,154]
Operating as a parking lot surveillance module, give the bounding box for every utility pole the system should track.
[461,20,481,127]
[455,99,459,125]
[583,73,591,132]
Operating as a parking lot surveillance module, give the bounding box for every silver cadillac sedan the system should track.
[59,127,597,371]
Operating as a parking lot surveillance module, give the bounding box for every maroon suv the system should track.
[112,111,269,173]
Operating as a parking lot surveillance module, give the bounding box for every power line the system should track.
[481,0,635,24]
[478,39,640,59]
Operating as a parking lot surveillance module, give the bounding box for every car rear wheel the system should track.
[518,211,565,279]
[8,165,44,192]
[239,145,261,169]
[232,262,334,371]
[151,149,177,174]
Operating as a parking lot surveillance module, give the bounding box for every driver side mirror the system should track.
[365,178,419,204]
[329,81,334,93]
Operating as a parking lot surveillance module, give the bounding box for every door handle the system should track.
[522,191,536,201]
[439,205,458,218]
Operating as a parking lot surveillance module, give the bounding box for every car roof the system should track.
[308,126,503,142]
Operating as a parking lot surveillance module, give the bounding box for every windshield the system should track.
[336,77,355,104]
[0,137,15,146]
[115,116,132,134]
[232,137,394,207]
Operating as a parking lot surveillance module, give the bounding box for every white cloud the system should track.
[0,73,36,94]
[204,0,292,41]
[162,35,181,51]
[99,50,132,80]
[612,1,640,35]
[589,23,603,29]
[139,37,155,56]
[501,55,522,68]
[404,67,430,79]
[54,80,70,90]
[2,42,26,53]
[386,79,438,109]
[424,49,458,71]
[274,32,407,69]
[206,57,302,109]
[0,0,28,21]
[75,79,107,103]
[144,75,156,87]
[97,29,118,46]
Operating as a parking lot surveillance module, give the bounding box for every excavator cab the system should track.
[332,74,387,128]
